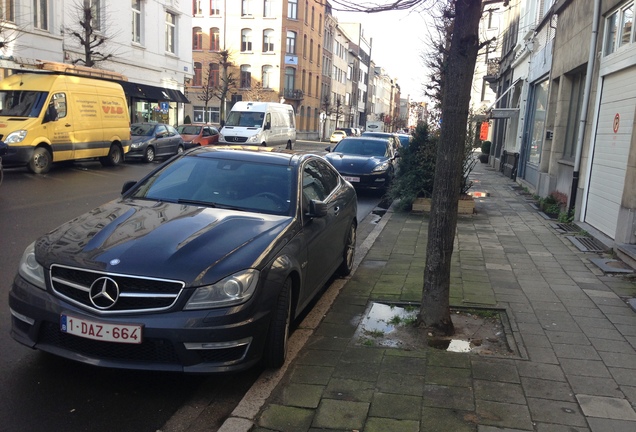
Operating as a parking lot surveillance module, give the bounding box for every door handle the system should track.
[334,205,340,215]
[65,123,72,127]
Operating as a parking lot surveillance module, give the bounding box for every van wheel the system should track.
[286,141,293,150]
[263,278,292,369]
[28,147,52,174]
[261,142,267,147]
[100,145,123,167]
[144,146,155,163]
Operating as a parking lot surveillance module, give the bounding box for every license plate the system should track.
[60,314,143,344]
[344,176,360,182]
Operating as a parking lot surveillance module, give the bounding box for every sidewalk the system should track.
[221,162,636,432]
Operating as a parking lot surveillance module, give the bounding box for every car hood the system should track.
[36,200,294,286]
[132,135,153,144]
[324,153,388,174]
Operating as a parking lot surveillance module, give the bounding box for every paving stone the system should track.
[474,380,527,405]
[289,365,334,385]
[426,365,473,387]
[534,424,590,432]
[364,417,421,432]
[312,399,369,430]
[257,404,314,432]
[597,351,636,369]
[567,375,623,398]
[544,331,590,346]
[376,371,426,396]
[295,349,342,367]
[587,417,636,432]
[471,359,520,383]
[381,353,428,375]
[369,392,422,420]
[323,378,375,402]
[423,384,475,411]
[520,377,575,401]
[427,351,472,369]
[552,343,601,360]
[421,407,477,431]
[475,400,533,430]
[281,383,325,408]
[559,358,612,378]
[526,397,587,427]
[576,394,636,420]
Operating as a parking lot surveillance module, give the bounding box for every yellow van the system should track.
[0,72,131,173]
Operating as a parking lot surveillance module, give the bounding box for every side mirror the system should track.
[264,121,271,130]
[325,146,332,152]
[121,180,137,195]
[307,199,328,218]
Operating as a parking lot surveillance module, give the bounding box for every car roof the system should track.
[184,145,318,167]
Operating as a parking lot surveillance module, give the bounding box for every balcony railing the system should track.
[283,89,304,100]
[484,58,500,82]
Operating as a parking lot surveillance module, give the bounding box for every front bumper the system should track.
[0,144,34,167]
[9,275,275,373]
[339,171,391,190]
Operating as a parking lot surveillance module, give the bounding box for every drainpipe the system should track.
[569,0,601,214]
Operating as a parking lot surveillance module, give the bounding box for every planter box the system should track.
[412,197,475,214]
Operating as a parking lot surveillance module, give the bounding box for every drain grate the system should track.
[566,236,607,252]
[551,223,580,233]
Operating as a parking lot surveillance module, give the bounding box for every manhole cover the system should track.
[566,236,607,252]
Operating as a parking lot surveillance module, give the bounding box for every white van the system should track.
[219,102,296,149]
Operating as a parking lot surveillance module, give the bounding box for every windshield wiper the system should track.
[177,199,245,211]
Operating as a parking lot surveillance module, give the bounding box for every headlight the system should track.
[372,162,390,173]
[18,242,46,290]
[184,269,259,310]
[219,134,225,142]
[246,135,258,143]
[5,130,28,144]
[130,142,140,149]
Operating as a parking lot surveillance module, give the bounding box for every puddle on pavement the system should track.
[354,302,518,356]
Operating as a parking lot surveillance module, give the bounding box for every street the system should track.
[0,140,387,432]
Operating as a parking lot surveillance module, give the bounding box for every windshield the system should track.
[334,139,388,157]
[0,91,49,117]
[225,111,265,127]
[131,124,155,136]
[129,155,294,216]
[177,125,201,135]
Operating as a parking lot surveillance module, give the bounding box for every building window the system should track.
[210,0,220,15]
[286,31,296,54]
[303,35,307,58]
[193,0,202,15]
[193,27,203,50]
[89,0,102,32]
[310,39,313,62]
[2,0,15,22]
[193,62,202,86]
[209,63,220,87]
[318,14,322,34]
[33,0,48,30]
[285,67,296,91]
[620,4,634,46]
[240,65,252,88]
[165,12,176,54]
[194,106,220,123]
[131,0,141,43]
[311,6,314,28]
[304,1,308,23]
[210,27,220,51]
[242,0,252,16]
[308,73,312,96]
[263,0,272,17]
[263,29,274,52]
[262,65,273,88]
[563,73,585,161]
[301,69,306,93]
[241,28,252,52]
[287,0,297,19]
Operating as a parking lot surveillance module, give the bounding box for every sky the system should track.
[334,6,436,101]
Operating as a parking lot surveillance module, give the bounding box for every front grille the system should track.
[226,136,248,143]
[39,322,180,364]
[50,264,184,315]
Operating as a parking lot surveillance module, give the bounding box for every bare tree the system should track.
[215,50,237,125]
[0,4,24,51]
[66,0,114,67]
[327,0,486,336]
[242,80,272,102]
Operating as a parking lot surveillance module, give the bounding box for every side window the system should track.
[167,125,178,136]
[302,159,339,202]
[156,125,168,137]
[202,127,210,136]
[49,93,67,121]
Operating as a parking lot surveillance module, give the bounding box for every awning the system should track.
[115,80,189,103]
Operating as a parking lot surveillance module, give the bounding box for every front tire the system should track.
[263,278,292,369]
[143,146,155,163]
[337,221,357,276]
[28,147,52,174]
[177,145,184,155]
[100,144,123,167]
[286,141,293,150]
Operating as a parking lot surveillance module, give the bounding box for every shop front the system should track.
[116,80,189,126]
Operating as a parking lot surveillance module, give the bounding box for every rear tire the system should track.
[177,145,184,155]
[263,278,292,369]
[337,221,357,276]
[144,146,155,163]
[28,147,52,174]
[100,144,123,167]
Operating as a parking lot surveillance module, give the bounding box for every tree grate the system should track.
[551,223,580,233]
[566,236,607,253]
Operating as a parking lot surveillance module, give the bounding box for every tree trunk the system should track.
[418,0,482,336]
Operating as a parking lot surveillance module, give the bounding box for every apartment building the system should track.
[0,0,192,126]
[188,0,326,139]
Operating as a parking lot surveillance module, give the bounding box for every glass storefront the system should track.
[131,100,176,125]
[527,79,549,165]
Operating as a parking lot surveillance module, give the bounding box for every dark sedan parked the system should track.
[9,146,357,373]
[126,122,185,163]
[324,136,399,192]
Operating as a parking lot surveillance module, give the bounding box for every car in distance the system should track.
[126,122,185,163]
[176,123,220,149]
[396,133,413,149]
[8,146,358,373]
[329,130,347,143]
[324,136,399,192]
[361,131,403,153]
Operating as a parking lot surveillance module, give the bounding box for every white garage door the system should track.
[585,67,636,238]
